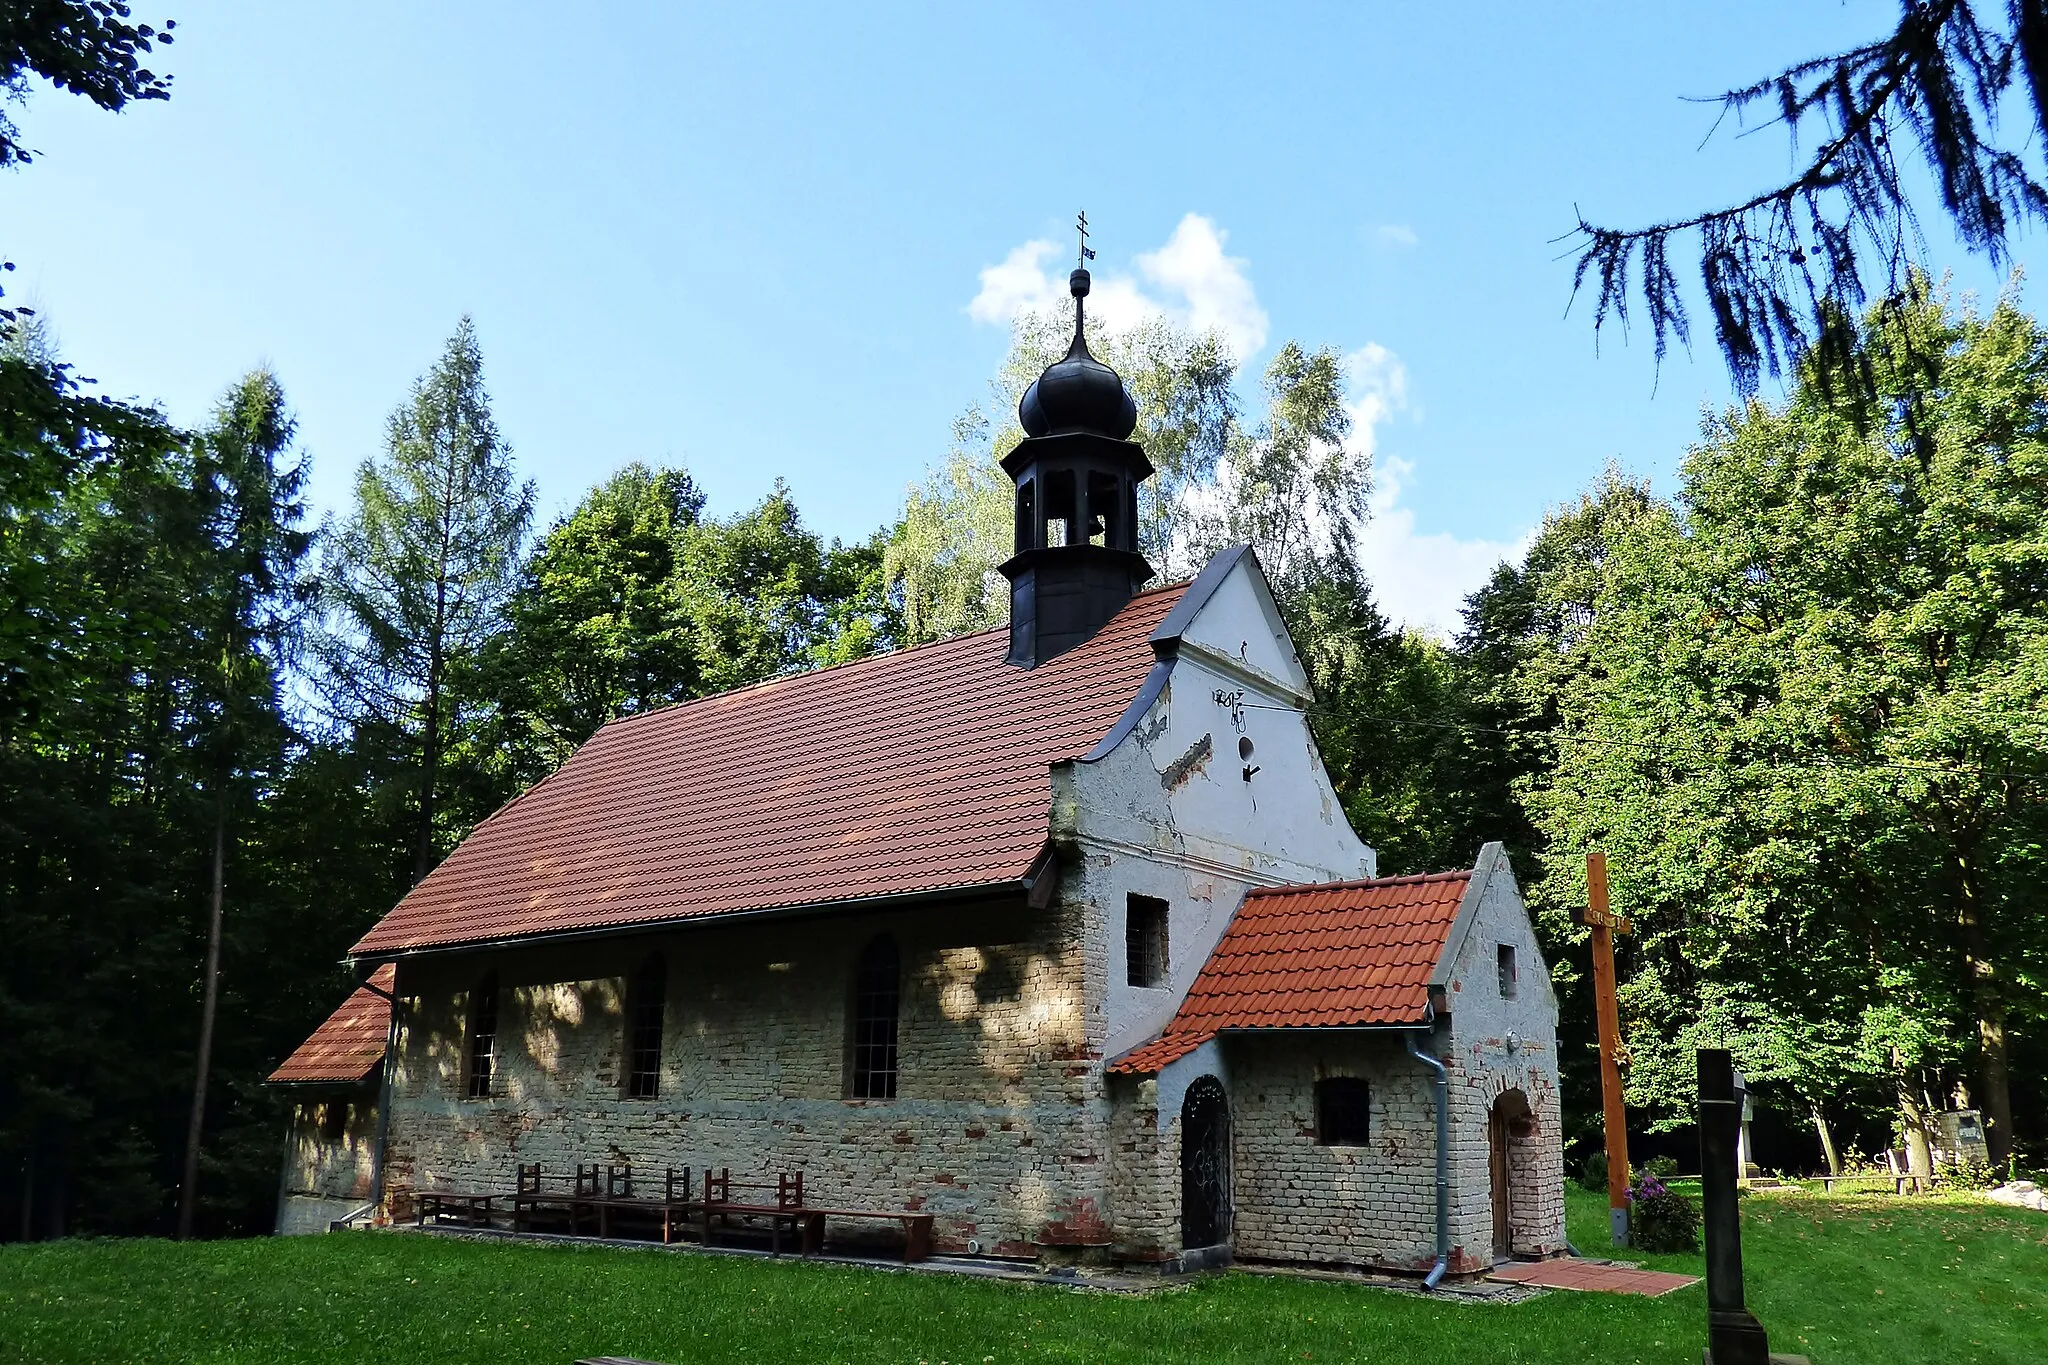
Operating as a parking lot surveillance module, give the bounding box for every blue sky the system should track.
[4,2,2036,630]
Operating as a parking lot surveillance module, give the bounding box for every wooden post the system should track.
[1586,851,1632,1247]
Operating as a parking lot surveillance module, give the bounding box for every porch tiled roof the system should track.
[267,964,395,1085]
[350,584,1185,956]
[1108,869,1471,1074]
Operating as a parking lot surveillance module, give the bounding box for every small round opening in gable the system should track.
[1237,736,1254,761]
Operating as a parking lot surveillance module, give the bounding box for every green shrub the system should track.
[1639,1155,1679,1181]
[1934,1157,1999,1192]
[1627,1171,1700,1254]
[1577,1150,1608,1193]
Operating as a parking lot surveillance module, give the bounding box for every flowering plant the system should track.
[1626,1170,1700,1253]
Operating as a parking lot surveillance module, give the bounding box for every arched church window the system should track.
[463,972,499,1100]
[623,954,666,1099]
[847,935,900,1100]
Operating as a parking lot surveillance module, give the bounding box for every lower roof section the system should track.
[1108,869,1473,1075]
[267,964,395,1086]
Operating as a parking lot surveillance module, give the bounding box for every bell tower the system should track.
[1000,225,1155,668]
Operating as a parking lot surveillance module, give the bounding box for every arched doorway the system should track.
[1180,1076,1231,1250]
[1488,1088,1537,1261]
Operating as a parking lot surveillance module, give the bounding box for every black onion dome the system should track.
[1018,268,1138,440]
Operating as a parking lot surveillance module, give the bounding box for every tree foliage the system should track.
[1525,279,2048,1166]
[313,317,534,882]
[1574,0,2048,394]
[1,1,176,323]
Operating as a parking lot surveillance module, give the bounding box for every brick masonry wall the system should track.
[383,898,1115,1258]
[277,1088,378,1234]
[1219,1034,1447,1272]
[1441,859,1569,1263]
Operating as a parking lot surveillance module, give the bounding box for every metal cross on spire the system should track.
[1077,210,1097,268]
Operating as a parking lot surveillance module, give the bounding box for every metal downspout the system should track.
[357,970,402,1225]
[1405,1022,1451,1290]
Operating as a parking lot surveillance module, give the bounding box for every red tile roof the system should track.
[1109,869,1472,1074]
[268,964,395,1084]
[352,585,1187,956]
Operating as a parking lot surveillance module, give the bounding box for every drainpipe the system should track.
[1405,1023,1451,1290]
[357,966,402,1225]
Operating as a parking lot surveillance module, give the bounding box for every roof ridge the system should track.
[600,575,1196,735]
[1245,867,1472,897]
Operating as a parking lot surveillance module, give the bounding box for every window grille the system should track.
[1316,1077,1371,1146]
[848,935,900,1099]
[1126,895,1169,988]
[464,972,498,1100]
[1497,943,1519,999]
[624,954,666,1099]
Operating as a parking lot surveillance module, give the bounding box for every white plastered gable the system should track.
[1055,546,1378,1062]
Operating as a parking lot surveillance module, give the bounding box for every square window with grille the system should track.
[1126,895,1169,988]
[1317,1077,1371,1146]
[1497,943,1519,999]
[464,974,498,1100]
[848,936,900,1100]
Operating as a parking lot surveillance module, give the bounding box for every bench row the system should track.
[413,1164,934,1263]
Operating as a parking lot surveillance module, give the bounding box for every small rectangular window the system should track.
[1126,895,1169,988]
[849,936,900,1100]
[464,974,499,1100]
[624,955,666,1100]
[1317,1077,1371,1146]
[1497,944,1519,999]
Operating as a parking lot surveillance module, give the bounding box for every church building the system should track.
[270,260,1566,1279]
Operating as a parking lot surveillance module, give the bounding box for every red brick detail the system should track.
[1108,870,1471,1074]
[1038,1196,1112,1246]
[1490,1258,1701,1297]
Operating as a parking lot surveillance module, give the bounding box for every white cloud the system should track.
[1357,454,1533,637]
[1344,342,1409,444]
[971,231,1520,632]
[1339,345,1530,635]
[968,213,1267,358]
[1373,223,1419,248]
[967,240,1061,326]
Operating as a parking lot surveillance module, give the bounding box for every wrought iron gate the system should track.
[1180,1076,1231,1249]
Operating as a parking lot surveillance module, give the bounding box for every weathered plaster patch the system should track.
[1161,733,1213,790]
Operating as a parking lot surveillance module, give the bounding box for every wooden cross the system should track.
[1578,851,1634,1246]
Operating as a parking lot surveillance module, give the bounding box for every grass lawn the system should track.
[0,1188,2040,1365]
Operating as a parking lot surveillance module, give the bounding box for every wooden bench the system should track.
[510,1164,700,1243]
[414,1190,504,1229]
[701,1168,805,1255]
[796,1206,936,1263]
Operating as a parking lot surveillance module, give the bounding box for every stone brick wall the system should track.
[1441,855,1569,1262]
[1217,1033,1448,1272]
[276,1087,377,1234]
[383,897,1115,1258]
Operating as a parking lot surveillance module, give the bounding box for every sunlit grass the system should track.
[0,1188,2039,1364]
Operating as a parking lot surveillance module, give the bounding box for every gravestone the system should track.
[1939,1109,1989,1169]
[1698,1049,1807,1365]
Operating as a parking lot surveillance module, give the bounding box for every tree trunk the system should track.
[412,666,440,886]
[1897,1063,1934,1178]
[1955,859,2015,1167]
[177,815,227,1240]
[18,1151,31,1242]
[1809,1100,1842,1176]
